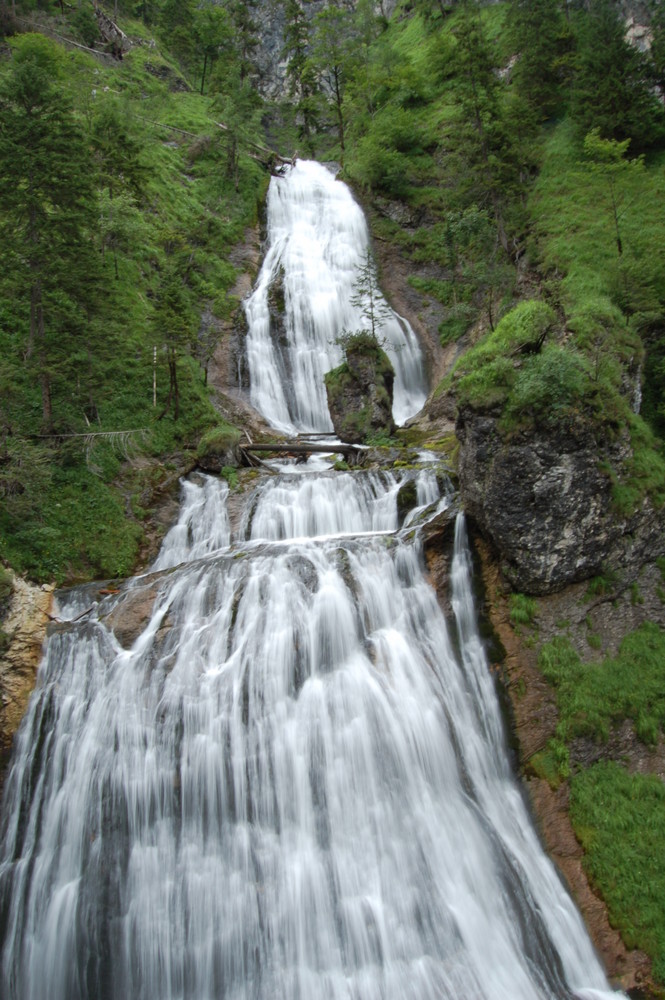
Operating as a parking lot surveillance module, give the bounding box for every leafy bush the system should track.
[505,345,587,425]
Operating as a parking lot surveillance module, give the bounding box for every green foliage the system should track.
[0,565,13,615]
[445,299,566,418]
[196,422,241,462]
[539,624,665,746]
[529,738,570,787]
[506,0,573,120]
[570,762,665,983]
[0,26,262,582]
[325,331,395,444]
[509,592,538,627]
[569,0,665,153]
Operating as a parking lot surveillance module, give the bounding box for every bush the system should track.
[504,344,587,425]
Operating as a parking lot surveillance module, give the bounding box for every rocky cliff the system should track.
[456,408,665,595]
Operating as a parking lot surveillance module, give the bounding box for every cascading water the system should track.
[244,160,427,433]
[0,159,624,1000]
[0,471,622,1000]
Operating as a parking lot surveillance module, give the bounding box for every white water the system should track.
[244,160,427,433]
[0,470,622,1000]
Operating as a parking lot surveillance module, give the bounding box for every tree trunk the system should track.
[201,52,208,95]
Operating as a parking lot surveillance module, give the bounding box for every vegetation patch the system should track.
[570,762,665,985]
[539,623,665,747]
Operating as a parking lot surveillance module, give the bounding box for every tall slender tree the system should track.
[310,3,356,159]
[506,0,572,120]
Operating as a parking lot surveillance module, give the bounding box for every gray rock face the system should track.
[252,0,399,98]
[457,409,665,594]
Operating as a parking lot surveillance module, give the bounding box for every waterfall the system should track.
[244,160,427,433]
[0,159,625,1000]
[0,470,623,1000]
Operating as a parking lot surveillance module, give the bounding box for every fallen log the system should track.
[240,441,359,460]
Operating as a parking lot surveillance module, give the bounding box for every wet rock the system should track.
[456,409,665,594]
[101,580,161,649]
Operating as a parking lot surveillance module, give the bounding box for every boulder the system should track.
[456,407,665,594]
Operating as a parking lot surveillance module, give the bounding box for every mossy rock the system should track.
[325,333,395,444]
[196,423,242,473]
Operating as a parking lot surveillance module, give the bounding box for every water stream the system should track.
[0,162,624,1000]
[244,160,427,433]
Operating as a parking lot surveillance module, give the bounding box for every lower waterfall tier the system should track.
[0,470,622,1000]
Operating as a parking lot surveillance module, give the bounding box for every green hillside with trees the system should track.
[1,0,665,991]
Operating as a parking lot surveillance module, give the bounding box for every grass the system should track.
[510,592,538,627]
[539,623,665,746]
[570,762,665,985]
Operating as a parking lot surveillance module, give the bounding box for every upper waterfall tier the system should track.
[244,160,427,433]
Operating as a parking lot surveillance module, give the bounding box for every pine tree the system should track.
[310,3,356,159]
[506,0,572,120]
[194,2,232,94]
[570,0,665,151]
[349,248,392,342]
[0,34,101,432]
[209,61,263,192]
[226,0,259,82]
[448,1,525,254]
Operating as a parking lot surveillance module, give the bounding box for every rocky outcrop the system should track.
[457,409,665,594]
[325,334,395,443]
[0,574,53,793]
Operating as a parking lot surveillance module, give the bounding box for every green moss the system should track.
[196,422,242,462]
[528,739,570,788]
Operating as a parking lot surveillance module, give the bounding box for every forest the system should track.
[1,0,665,993]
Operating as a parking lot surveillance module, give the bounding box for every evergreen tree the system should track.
[194,2,232,94]
[506,0,572,120]
[159,0,196,66]
[151,238,196,422]
[91,96,145,277]
[570,0,665,151]
[448,1,529,254]
[350,248,392,341]
[0,34,101,432]
[226,0,259,82]
[210,61,263,191]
